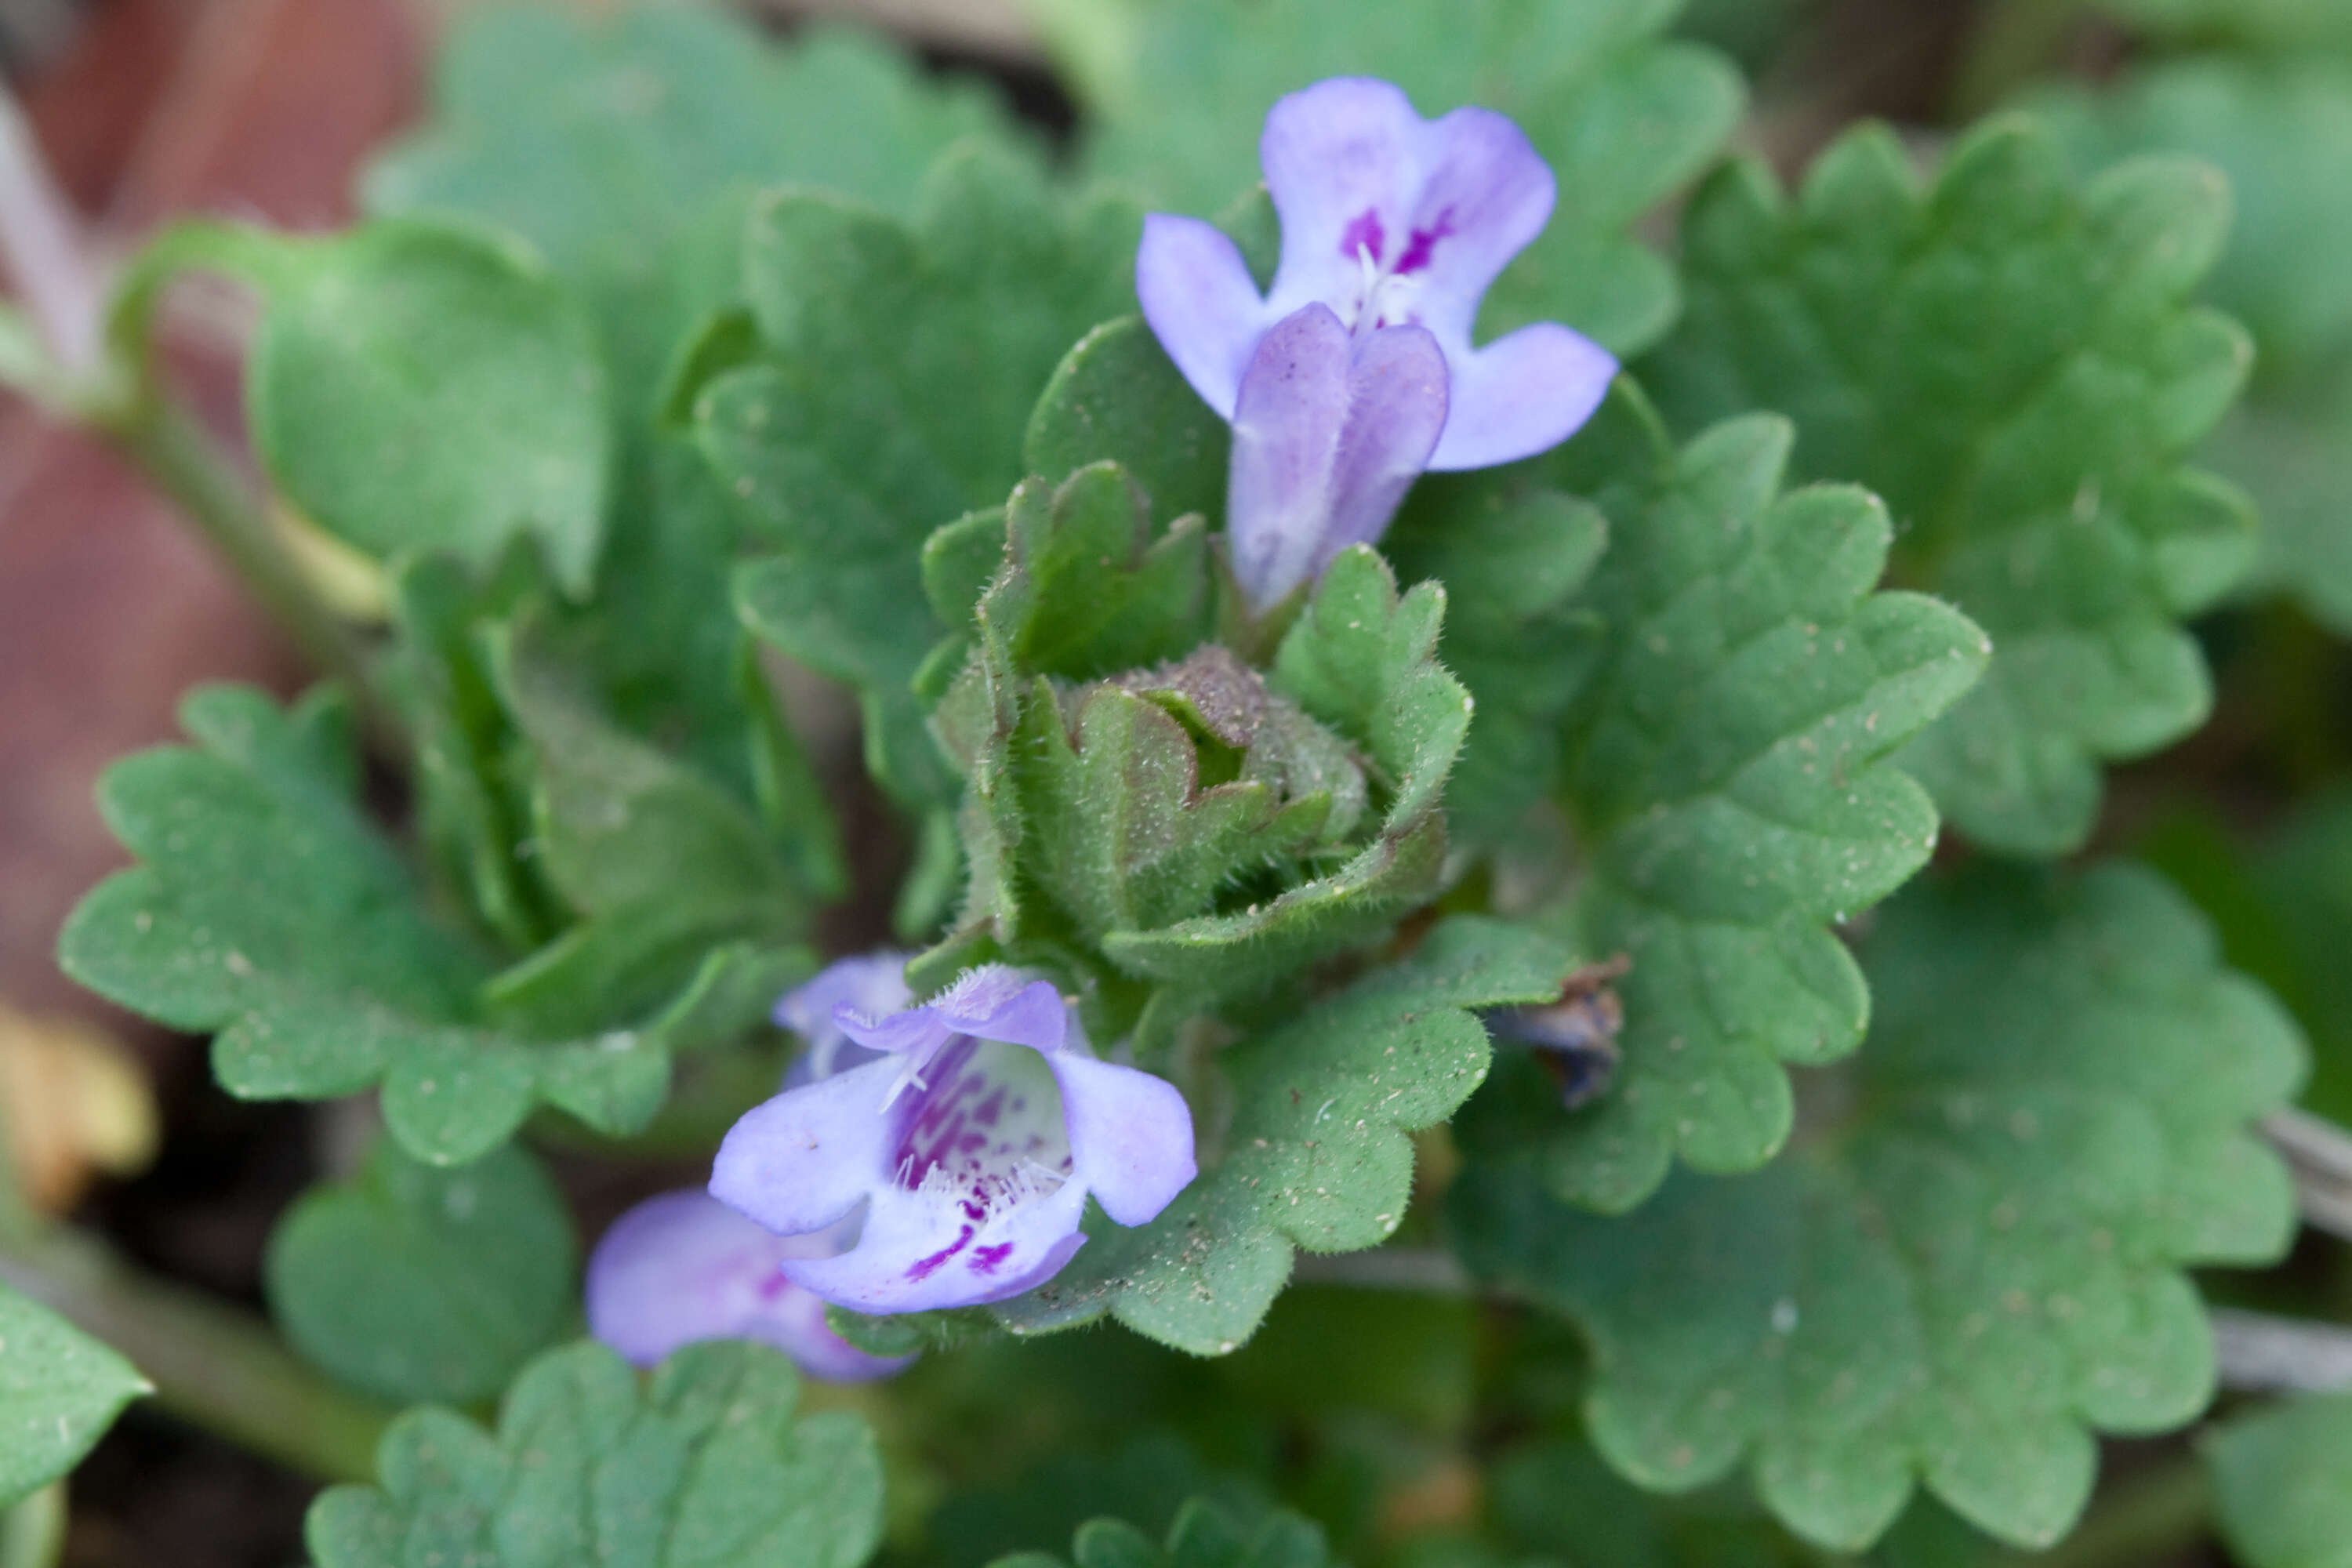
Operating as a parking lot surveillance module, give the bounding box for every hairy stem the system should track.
[0,1228,392,1486]
[96,394,402,750]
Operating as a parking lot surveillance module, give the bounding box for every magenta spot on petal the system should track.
[1339,208,1385,264]
[756,1271,792,1302]
[1395,207,1457,275]
[971,1243,1014,1275]
[907,1224,975,1282]
[958,1133,988,1153]
[974,1089,1004,1127]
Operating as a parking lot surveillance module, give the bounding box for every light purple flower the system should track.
[586,1189,913,1382]
[711,964,1198,1315]
[774,950,909,1082]
[1137,77,1617,608]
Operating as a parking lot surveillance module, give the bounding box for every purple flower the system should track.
[774,950,908,1082]
[711,964,1198,1314]
[1137,77,1617,608]
[586,1189,913,1382]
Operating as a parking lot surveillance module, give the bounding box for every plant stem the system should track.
[97,393,403,751]
[0,85,99,379]
[2032,1454,2212,1568]
[2211,1307,2352,1394]
[0,1486,64,1568]
[0,1227,392,1486]
[0,81,403,748]
[2264,1107,2352,1243]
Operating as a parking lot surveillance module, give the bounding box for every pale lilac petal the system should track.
[778,1036,1087,1312]
[777,953,909,1082]
[926,968,1068,1049]
[1319,323,1450,562]
[1392,107,1556,349]
[1427,322,1617,471]
[1261,78,1425,318]
[779,1174,1091,1313]
[1228,304,1355,608]
[1047,1053,1196,1226]
[1227,307,1449,608]
[585,1189,912,1381]
[717,967,1200,1315]
[710,1057,901,1236]
[750,1272,921,1382]
[1137,212,1272,419]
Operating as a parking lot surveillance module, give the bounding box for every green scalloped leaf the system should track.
[475,622,818,1039]
[1645,118,2256,857]
[1460,412,1988,1210]
[1024,317,1230,532]
[2036,57,2352,380]
[365,3,1029,396]
[0,1286,147,1508]
[2206,1390,2352,1568]
[1037,0,1744,354]
[119,217,611,593]
[988,916,1574,1354]
[57,685,702,1165]
[266,1139,576,1404]
[2034,57,2352,636]
[1382,476,1610,847]
[1453,861,2304,1552]
[712,149,1142,808]
[305,1339,883,1568]
[995,1496,1331,1568]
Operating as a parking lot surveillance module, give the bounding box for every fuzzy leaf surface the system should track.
[266,1140,576,1404]
[1454,862,2305,1552]
[0,1286,147,1508]
[1039,0,1743,354]
[1087,548,1471,1004]
[1461,413,1987,1210]
[477,626,818,1038]
[57,687,681,1164]
[1025,318,1230,532]
[366,3,1027,394]
[989,917,1573,1353]
[1646,118,2256,855]
[711,151,1141,806]
[2037,58,2352,634]
[305,1339,883,1568]
[2206,1390,2352,1568]
[1383,477,1610,846]
[127,219,611,593]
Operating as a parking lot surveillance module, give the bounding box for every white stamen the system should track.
[877,1041,941,1112]
[1347,241,1425,334]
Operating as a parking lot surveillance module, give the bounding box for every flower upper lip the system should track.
[1133,76,1620,612]
[1134,75,1617,473]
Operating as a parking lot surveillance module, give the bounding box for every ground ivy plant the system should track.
[11,2,2352,1566]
